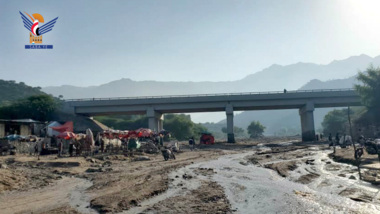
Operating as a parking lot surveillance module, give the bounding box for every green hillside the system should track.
[0,80,45,105]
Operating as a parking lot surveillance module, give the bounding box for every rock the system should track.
[305,159,315,165]
[326,161,332,164]
[0,163,7,169]
[338,174,346,177]
[134,156,151,161]
[349,175,356,180]
[86,158,96,163]
[182,173,193,179]
[103,161,112,166]
[265,154,272,158]
[239,161,248,166]
[85,168,103,173]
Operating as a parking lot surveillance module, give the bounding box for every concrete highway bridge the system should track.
[63,89,362,143]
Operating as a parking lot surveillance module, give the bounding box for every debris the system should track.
[103,161,112,166]
[134,156,151,161]
[305,159,315,165]
[139,142,159,154]
[294,190,312,197]
[86,158,96,163]
[182,173,193,179]
[85,168,104,173]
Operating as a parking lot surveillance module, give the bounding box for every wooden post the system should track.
[348,106,356,150]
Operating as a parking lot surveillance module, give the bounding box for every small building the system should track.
[0,119,44,137]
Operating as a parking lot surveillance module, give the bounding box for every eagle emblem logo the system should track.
[19,11,58,44]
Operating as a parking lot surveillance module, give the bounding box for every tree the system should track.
[247,121,266,138]
[321,108,352,135]
[0,94,59,121]
[164,114,194,140]
[221,126,244,134]
[355,65,380,109]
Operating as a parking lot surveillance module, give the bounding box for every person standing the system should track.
[57,138,63,157]
[335,133,340,145]
[69,139,74,157]
[189,137,195,151]
[159,134,164,148]
[328,133,333,146]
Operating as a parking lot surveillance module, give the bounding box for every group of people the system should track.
[328,133,353,147]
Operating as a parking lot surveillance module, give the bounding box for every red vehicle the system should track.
[200,132,215,144]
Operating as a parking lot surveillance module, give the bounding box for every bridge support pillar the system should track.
[147,108,163,132]
[299,102,315,142]
[226,104,235,143]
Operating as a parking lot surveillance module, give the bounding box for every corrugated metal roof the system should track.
[0,119,41,123]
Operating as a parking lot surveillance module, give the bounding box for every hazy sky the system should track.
[1,0,380,87]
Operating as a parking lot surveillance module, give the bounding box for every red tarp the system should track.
[57,131,76,140]
[51,121,73,133]
[135,128,152,137]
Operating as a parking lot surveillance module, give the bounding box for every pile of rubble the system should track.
[139,142,159,154]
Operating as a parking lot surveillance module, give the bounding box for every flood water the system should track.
[126,143,380,214]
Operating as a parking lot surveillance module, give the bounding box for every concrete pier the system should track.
[299,102,315,141]
[147,108,163,132]
[226,104,235,143]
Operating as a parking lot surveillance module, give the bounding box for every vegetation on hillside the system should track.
[0,94,60,121]
[0,80,44,105]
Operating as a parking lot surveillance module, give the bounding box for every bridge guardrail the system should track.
[64,88,356,102]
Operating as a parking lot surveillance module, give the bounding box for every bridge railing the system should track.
[64,88,356,102]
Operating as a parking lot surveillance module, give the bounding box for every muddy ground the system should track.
[1,137,380,213]
[0,137,280,214]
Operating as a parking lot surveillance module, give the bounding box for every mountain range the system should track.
[222,76,358,135]
[42,54,377,99]
[42,54,375,135]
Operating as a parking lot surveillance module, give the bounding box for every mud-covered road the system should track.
[1,139,380,214]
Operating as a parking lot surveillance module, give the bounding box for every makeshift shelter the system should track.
[51,121,73,133]
[46,121,62,137]
[0,119,43,137]
[51,112,110,135]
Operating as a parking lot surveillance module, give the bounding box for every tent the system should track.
[47,121,62,137]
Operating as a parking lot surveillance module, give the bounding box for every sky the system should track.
[1,0,380,87]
